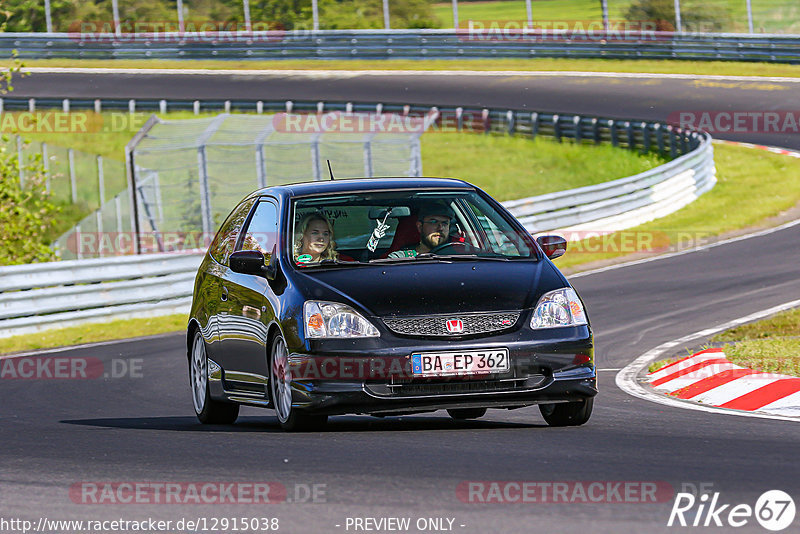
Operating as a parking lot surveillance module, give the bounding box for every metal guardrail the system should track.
[0,96,714,338]
[0,254,202,338]
[506,135,715,234]
[2,30,800,62]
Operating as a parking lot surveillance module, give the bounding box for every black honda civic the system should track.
[187,177,596,431]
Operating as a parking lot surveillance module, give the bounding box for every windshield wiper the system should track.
[368,253,450,264]
[298,259,367,269]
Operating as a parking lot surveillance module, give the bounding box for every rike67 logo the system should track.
[668,489,796,531]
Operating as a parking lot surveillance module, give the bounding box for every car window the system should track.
[290,190,537,267]
[239,200,279,256]
[208,198,257,265]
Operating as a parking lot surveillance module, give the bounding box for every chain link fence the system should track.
[54,111,432,259]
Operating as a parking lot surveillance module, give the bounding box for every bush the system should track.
[0,141,60,265]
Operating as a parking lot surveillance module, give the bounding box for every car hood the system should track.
[294,260,565,317]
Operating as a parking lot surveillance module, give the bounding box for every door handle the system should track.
[221,286,228,302]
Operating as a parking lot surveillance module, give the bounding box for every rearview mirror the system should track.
[536,235,567,260]
[368,206,412,219]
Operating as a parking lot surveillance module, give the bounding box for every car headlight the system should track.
[530,288,588,329]
[304,301,380,338]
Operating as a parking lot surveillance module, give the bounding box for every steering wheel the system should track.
[429,241,479,255]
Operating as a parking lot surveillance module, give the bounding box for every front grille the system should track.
[382,311,521,337]
[366,374,547,396]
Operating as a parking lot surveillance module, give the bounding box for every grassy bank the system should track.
[10,58,800,78]
[0,314,188,355]
[711,307,800,376]
[557,143,800,270]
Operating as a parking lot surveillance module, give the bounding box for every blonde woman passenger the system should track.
[294,213,339,264]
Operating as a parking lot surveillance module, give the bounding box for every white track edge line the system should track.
[615,298,800,423]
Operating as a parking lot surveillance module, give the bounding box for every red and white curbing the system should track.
[713,139,800,159]
[648,348,800,417]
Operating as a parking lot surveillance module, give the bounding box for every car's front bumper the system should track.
[282,329,596,416]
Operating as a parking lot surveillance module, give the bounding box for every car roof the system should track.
[251,177,476,200]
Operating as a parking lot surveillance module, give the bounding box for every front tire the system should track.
[539,398,593,427]
[190,330,239,424]
[269,334,327,432]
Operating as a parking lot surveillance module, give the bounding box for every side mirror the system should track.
[536,235,567,260]
[230,250,276,279]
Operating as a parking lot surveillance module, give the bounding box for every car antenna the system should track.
[327,160,335,180]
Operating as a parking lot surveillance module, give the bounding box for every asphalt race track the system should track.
[2,70,800,533]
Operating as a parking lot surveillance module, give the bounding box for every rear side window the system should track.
[208,198,256,265]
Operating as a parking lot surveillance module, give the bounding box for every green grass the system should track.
[556,142,800,270]
[12,58,800,78]
[648,308,800,375]
[422,133,667,200]
[710,307,800,376]
[0,314,187,355]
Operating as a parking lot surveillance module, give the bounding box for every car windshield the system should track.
[290,190,537,267]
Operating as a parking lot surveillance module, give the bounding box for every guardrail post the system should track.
[507,110,515,135]
[128,99,136,114]
[553,114,561,142]
[94,99,102,113]
[257,101,263,114]
[592,117,600,144]
[68,148,77,204]
[531,112,539,139]
[317,102,324,114]
[669,126,678,158]
[641,122,651,154]
[62,99,70,113]
[573,115,582,143]
[655,123,665,154]
[609,119,618,147]
[159,100,167,114]
[193,101,200,115]
[286,101,294,113]
[456,107,463,132]
[626,121,635,150]
[28,98,35,112]
[482,109,489,135]
[224,100,231,113]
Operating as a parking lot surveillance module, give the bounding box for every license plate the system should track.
[411,349,509,377]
